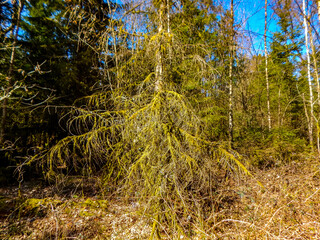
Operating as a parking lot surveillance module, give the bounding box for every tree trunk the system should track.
[155,2,165,92]
[228,0,234,149]
[309,23,320,153]
[318,0,320,22]
[0,0,23,144]
[278,86,281,127]
[302,93,312,142]
[265,0,271,131]
[302,0,314,149]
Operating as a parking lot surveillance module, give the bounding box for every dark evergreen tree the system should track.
[269,0,304,132]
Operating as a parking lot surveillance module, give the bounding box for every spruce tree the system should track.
[269,0,303,131]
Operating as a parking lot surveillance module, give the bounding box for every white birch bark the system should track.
[318,0,320,22]
[228,0,234,148]
[302,0,314,148]
[265,0,271,131]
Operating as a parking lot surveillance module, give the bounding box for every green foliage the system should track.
[1,0,318,237]
[244,127,307,168]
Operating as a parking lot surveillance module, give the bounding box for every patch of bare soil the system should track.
[1,157,320,239]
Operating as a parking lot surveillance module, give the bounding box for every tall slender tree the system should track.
[302,0,314,149]
[308,23,320,153]
[265,0,271,131]
[318,0,320,22]
[228,0,235,148]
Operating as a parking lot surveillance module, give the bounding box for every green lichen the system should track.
[83,198,108,209]
[21,198,62,217]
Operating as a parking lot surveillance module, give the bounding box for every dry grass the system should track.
[207,156,320,239]
[1,156,320,239]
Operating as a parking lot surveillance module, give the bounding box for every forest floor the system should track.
[1,156,320,239]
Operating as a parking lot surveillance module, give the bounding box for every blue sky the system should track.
[115,0,312,56]
[235,0,280,54]
[115,0,282,54]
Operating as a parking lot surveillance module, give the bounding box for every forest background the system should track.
[1,0,320,238]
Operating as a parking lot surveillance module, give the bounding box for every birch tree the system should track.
[302,0,314,149]
[318,0,320,21]
[265,0,271,131]
[228,0,235,148]
[308,21,320,153]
